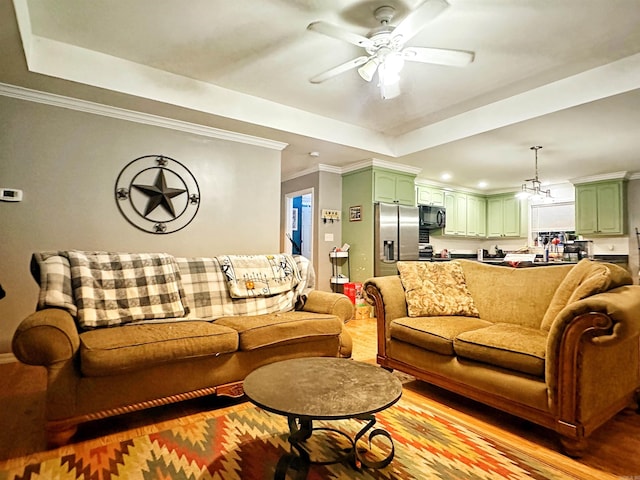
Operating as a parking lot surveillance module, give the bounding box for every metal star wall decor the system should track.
[115,155,200,234]
[133,169,187,217]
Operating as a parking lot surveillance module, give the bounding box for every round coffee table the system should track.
[243,357,402,479]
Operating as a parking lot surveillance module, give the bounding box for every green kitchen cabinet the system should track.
[373,170,416,206]
[487,194,526,238]
[466,194,487,237]
[443,191,467,236]
[575,180,627,235]
[441,191,486,237]
[416,185,445,206]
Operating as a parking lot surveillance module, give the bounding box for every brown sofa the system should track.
[364,259,640,456]
[12,252,353,447]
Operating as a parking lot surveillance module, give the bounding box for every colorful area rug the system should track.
[0,395,582,479]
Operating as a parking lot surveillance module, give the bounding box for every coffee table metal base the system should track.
[275,413,395,480]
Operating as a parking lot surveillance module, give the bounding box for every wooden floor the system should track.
[1,317,639,478]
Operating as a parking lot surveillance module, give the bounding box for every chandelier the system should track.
[516,146,553,202]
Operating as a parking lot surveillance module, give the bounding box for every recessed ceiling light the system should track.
[441,173,451,181]
[477,181,488,188]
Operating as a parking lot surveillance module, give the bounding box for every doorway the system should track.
[285,189,313,261]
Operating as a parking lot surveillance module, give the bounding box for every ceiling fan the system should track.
[307,0,475,99]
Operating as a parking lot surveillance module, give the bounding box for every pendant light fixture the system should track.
[516,146,553,202]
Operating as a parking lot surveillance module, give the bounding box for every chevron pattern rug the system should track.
[1,395,581,480]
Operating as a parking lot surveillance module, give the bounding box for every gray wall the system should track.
[281,170,343,291]
[0,95,282,354]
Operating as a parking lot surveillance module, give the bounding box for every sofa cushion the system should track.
[390,316,492,355]
[397,261,480,318]
[215,311,342,351]
[454,323,547,377]
[79,321,238,377]
[540,259,623,331]
[68,251,190,329]
[457,260,573,329]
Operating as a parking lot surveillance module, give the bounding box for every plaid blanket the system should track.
[176,254,310,319]
[66,251,189,329]
[33,252,313,326]
[32,251,77,316]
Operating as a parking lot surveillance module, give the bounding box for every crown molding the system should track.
[281,163,343,182]
[569,171,629,185]
[0,82,288,151]
[282,159,421,183]
[341,158,422,175]
[317,164,343,175]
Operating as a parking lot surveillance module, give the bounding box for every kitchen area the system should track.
[374,200,617,273]
[340,165,632,285]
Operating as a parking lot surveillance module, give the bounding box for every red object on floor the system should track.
[343,282,362,304]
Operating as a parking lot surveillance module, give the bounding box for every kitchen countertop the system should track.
[423,254,628,266]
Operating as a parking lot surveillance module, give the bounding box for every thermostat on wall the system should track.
[0,188,23,202]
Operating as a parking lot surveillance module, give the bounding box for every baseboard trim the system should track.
[0,353,17,364]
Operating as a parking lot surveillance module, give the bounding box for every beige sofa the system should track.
[364,259,640,456]
[12,251,353,447]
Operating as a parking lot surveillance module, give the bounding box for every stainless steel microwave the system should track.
[419,205,446,229]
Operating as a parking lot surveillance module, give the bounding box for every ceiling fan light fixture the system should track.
[378,54,404,86]
[357,58,379,82]
[384,52,405,75]
[307,1,475,99]
[380,81,401,100]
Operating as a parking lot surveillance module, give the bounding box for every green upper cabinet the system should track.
[443,191,467,236]
[416,185,445,206]
[575,180,627,235]
[442,191,487,237]
[373,170,416,206]
[466,194,487,238]
[487,194,526,238]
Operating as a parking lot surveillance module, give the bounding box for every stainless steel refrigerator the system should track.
[374,202,419,276]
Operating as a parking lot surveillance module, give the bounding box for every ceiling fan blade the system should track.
[307,21,371,48]
[392,0,450,46]
[310,56,370,83]
[403,47,475,66]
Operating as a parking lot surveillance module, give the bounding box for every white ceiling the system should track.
[10,0,640,191]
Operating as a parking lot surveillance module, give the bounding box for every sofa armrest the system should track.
[545,285,640,422]
[364,276,407,324]
[364,276,407,359]
[301,290,354,323]
[12,308,80,366]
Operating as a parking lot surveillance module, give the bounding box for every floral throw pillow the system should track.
[397,261,480,318]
